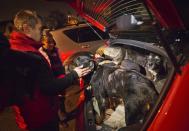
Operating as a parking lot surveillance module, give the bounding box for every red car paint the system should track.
[60,50,75,62]
[146,0,185,30]
[145,1,189,131]
[148,63,189,131]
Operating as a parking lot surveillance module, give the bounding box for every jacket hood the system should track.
[9,31,42,52]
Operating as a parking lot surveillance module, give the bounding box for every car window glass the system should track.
[82,0,154,32]
[173,0,189,29]
[63,26,109,43]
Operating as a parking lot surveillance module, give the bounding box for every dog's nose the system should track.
[148,63,153,67]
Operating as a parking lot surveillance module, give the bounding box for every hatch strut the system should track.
[85,22,104,40]
[143,1,181,74]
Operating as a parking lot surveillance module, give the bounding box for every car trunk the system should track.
[48,0,189,131]
[62,0,187,72]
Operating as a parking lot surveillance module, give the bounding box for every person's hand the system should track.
[94,53,101,59]
[74,65,91,77]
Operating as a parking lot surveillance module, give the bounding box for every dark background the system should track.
[0,0,74,21]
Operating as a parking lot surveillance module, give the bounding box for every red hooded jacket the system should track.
[9,32,58,129]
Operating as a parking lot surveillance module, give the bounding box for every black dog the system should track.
[90,59,158,126]
[66,52,159,127]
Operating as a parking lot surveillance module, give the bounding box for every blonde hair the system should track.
[96,45,107,56]
[14,10,39,31]
[41,28,56,48]
[41,29,53,43]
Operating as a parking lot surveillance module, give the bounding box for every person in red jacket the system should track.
[0,32,28,131]
[7,10,91,131]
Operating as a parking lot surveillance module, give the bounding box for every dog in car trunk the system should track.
[90,46,158,129]
[64,47,159,130]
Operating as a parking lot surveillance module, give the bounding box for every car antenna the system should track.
[85,21,104,40]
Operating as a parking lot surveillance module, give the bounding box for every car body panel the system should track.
[148,63,189,131]
[51,24,107,61]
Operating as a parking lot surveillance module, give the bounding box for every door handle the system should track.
[81,44,90,48]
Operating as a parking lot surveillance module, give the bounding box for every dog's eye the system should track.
[148,55,153,59]
[155,56,160,59]
[154,56,161,63]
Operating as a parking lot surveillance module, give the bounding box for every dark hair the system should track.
[14,10,40,31]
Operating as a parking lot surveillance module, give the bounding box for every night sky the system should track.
[0,0,74,21]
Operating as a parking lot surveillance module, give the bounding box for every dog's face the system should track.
[146,53,162,72]
[146,53,166,81]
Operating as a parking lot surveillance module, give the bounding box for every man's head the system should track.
[14,10,42,42]
[41,29,56,50]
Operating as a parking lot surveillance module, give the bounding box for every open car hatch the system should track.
[62,0,186,73]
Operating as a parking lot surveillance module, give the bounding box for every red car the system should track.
[62,0,189,131]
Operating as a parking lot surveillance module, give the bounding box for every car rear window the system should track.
[173,0,189,29]
[63,26,109,43]
[82,0,153,32]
